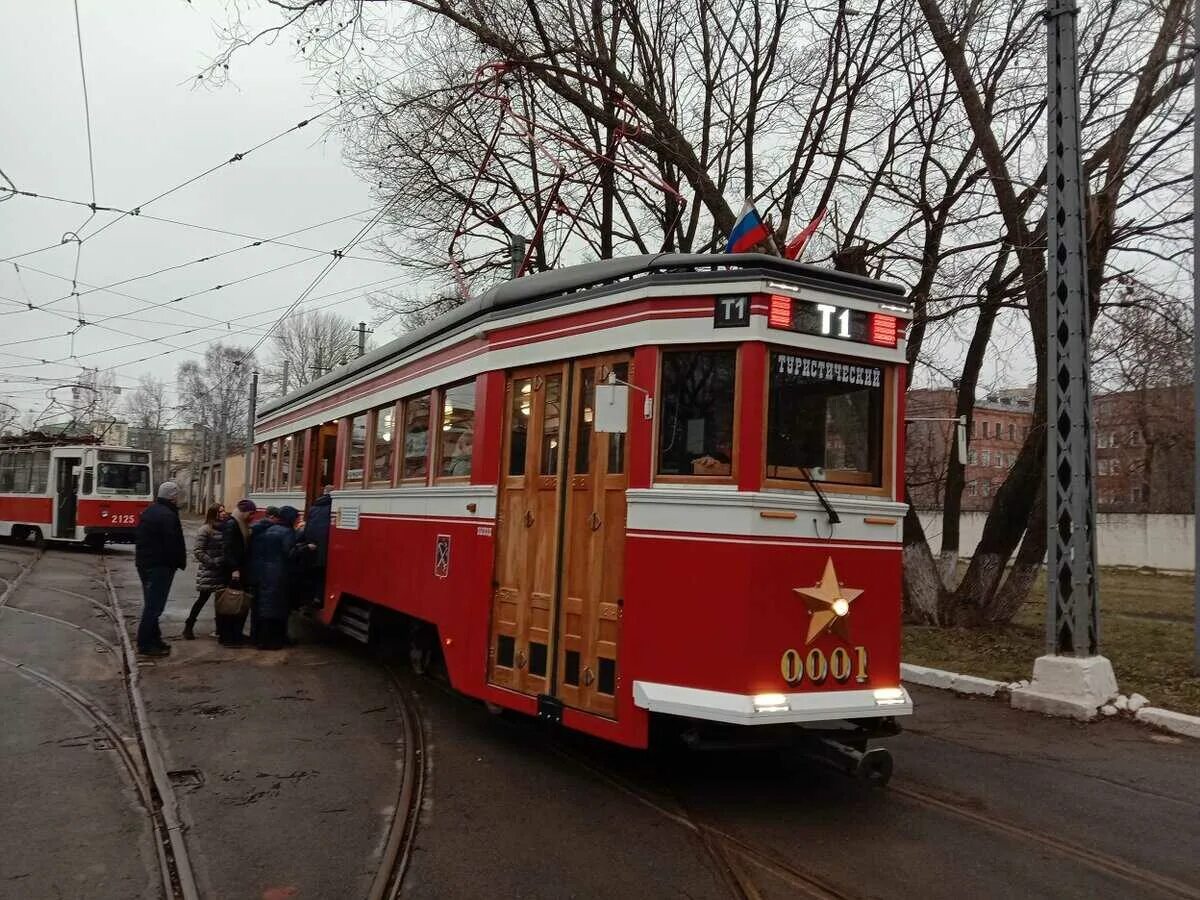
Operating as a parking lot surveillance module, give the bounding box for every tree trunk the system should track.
[902,501,945,624]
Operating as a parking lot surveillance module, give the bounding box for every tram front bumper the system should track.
[632,680,913,726]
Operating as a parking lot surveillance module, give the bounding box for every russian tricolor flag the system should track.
[724,200,770,254]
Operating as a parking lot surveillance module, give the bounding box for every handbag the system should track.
[215,584,249,617]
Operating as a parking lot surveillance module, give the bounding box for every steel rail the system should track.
[891,783,1200,900]
[368,666,427,900]
[2,605,118,654]
[100,554,200,900]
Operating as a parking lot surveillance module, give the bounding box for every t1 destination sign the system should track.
[767,294,899,348]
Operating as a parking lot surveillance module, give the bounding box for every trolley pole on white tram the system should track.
[243,370,257,500]
[1011,0,1118,715]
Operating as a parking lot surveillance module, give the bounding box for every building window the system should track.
[967,448,977,466]
[439,382,476,479]
[659,348,737,478]
[967,480,977,497]
[402,393,431,481]
[981,449,990,467]
[1097,433,1108,449]
[1097,459,1107,476]
[344,414,368,487]
[981,480,991,497]
[371,405,396,484]
[1008,423,1015,442]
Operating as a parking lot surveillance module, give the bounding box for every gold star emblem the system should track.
[794,557,862,645]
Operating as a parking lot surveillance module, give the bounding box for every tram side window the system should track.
[370,404,396,484]
[292,432,305,488]
[438,381,475,479]
[0,452,13,492]
[280,436,293,489]
[31,451,50,493]
[268,440,281,490]
[344,414,368,487]
[255,443,268,491]
[657,348,737,478]
[12,453,31,492]
[402,394,431,481]
[766,351,884,487]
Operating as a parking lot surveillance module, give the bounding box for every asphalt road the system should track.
[3,540,1198,900]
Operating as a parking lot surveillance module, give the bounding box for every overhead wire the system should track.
[72,0,97,207]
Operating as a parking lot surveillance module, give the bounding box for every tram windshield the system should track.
[766,350,884,487]
[96,462,151,495]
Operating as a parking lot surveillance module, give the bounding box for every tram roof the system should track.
[258,252,909,419]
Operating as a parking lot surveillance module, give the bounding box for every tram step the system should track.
[336,603,371,643]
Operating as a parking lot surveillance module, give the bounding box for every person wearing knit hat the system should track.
[133,481,187,656]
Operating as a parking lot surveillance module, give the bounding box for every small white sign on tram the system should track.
[593,383,629,433]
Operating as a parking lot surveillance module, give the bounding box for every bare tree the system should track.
[208,0,1192,625]
[124,375,171,432]
[262,310,367,396]
[176,344,258,460]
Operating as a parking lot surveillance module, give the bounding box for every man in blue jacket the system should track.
[297,485,333,608]
[134,481,187,656]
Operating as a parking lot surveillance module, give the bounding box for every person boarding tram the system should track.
[183,503,226,640]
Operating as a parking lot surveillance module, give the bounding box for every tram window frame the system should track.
[254,443,267,491]
[31,451,50,494]
[400,392,432,484]
[435,379,476,483]
[344,413,369,489]
[653,345,741,484]
[291,431,306,490]
[0,451,13,492]
[762,349,894,497]
[280,436,293,490]
[12,452,31,493]
[367,402,398,486]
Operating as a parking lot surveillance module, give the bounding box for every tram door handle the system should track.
[582,667,595,686]
[516,650,527,669]
[524,510,535,528]
[588,512,601,531]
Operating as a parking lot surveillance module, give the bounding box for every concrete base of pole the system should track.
[1010,655,1119,721]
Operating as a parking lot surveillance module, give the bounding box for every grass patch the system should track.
[903,568,1200,717]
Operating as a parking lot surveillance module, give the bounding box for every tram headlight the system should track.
[873,687,906,706]
[832,597,850,617]
[753,693,789,713]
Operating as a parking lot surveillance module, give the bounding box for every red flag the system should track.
[783,208,826,260]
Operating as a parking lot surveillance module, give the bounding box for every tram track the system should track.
[890,781,1200,900]
[546,741,854,900]
[367,666,427,900]
[0,546,200,900]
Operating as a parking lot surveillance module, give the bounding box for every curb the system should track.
[900,663,1007,697]
[900,663,1200,741]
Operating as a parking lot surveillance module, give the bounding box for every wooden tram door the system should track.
[490,364,566,695]
[556,355,629,718]
[489,355,630,719]
[309,423,338,502]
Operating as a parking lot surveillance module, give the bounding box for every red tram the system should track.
[251,254,914,760]
[0,438,153,545]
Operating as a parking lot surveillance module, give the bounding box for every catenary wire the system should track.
[72,0,97,207]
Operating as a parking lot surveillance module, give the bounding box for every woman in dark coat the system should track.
[184,503,226,640]
[219,499,257,647]
[254,505,299,650]
[296,488,332,607]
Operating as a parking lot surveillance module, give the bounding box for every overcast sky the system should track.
[0,1,408,426]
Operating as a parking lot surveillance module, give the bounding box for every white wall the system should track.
[919,511,1196,572]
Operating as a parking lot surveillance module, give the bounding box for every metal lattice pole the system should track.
[1045,0,1100,657]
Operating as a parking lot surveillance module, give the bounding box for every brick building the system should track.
[906,384,1194,514]
[906,388,1033,511]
